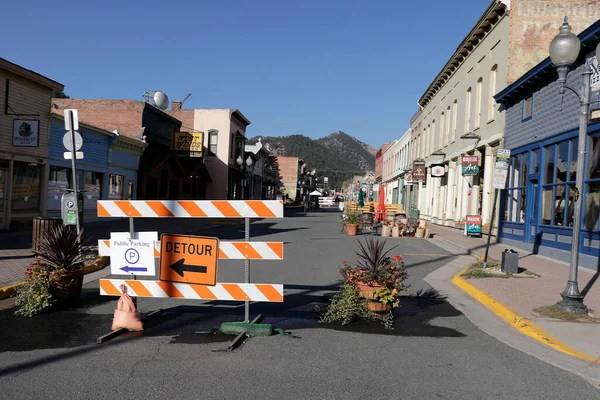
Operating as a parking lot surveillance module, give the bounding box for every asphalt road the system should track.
[0,209,598,399]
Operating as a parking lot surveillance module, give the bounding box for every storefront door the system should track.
[0,167,7,230]
[526,179,539,242]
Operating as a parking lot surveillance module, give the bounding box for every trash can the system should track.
[32,217,62,254]
[501,249,519,274]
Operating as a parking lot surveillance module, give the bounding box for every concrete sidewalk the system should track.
[428,223,600,361]
[0,218,224,289]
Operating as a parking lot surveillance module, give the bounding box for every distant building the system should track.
[271,156,301,201]
[0,57,64,230]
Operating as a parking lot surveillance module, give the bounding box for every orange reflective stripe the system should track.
[154,248,160,257]
[190,284,218,300]
[156,281,185,298]
[98,203,110,217]
[212,201,241,218]
[115,201,142,217]
[246,201,276,218]
[178,201,207,217]
[222,284,250,300]
[103,240,110,247]
[267,242,283,259]
[233,242,262,259]
[147,202,174,217]
[100,280,120,295]
[218,248,229,259]
[126,280,153,297]
[256,284,283,302]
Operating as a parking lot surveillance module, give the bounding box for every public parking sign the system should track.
[160,234,219,285]
[110,232,157,276]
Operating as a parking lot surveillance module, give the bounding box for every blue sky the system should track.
[2,0,488,148]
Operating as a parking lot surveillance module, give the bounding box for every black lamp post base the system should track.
[555,295,588,315]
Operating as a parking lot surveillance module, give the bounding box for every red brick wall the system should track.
[171,108,195,134]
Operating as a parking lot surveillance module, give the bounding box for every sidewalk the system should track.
[0,218,223,289]
[429,223,600,360]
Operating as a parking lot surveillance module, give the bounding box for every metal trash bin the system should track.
[32,217,62,254]
[501,249,519,274]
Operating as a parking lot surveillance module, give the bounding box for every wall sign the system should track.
[404,172,414,185]
[462,156,480,176]
[466,215,482,237]
[492,149,511,190]
[172,131,204,157]
[13,120,39,147]
[413,161,426,182]
[431,164,445,178]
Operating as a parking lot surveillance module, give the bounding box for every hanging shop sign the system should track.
[430,164,445,178]
[466,215,482,237]
[461,156,480,176]
[492,149,511,189]
[412,161,426,182]
[13,120,39,147]
[404,173,414,185]
[171,131,204,157]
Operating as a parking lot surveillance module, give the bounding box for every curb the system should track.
[0,256,109,301]
[452,266,600,364]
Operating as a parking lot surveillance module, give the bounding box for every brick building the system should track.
[270,156,300,201]
[0,58,64,230]
[51,99,209,201]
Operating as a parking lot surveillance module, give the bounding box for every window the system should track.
[208,130,218,156]
[431,120,436,154]
[585,136,600,230]
[48,166,72,210]
[127,182,134,200]
[452,100,457,141]
[475,78,483,128]
[439,113,444,151]
[523,96,533,121]
[108,174,124,200]
[541,139,577,226]
[445,106,451,145]
[465,88,472,133]
[84,171,103,210]
[502,154,527,223]
[12,161,41,212]
[488,65,497,120]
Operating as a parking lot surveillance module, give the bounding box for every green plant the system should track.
[38,225,87,271]
[14,260,58,317]
[347,213,359,224]
[320,283,375,325]
[374,286,400,308]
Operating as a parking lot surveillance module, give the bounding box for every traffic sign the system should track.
[63,131,83,152]
[64,151,84,160]
[160,234,219,285]
[110,231,158,276]
[64,109,79,131]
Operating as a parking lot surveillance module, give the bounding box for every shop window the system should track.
[84,171,103,210]
[108,174,124,200]
[541,139,578,227]
[544,145,555,184]
[12,161,41,212]
[531,149,540,174]
[522,96,533,121]
[501,154,527,223]
[584,136,600,230]
[208,130,218,156]
[127,182,134,200]
[541,187,553,225]
[48,166,72,210]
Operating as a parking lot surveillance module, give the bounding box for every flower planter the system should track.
[50,268,84,305]
[347,224,358,236]
[355,282,393,314]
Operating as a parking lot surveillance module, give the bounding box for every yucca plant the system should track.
[354,237,397,283]
[37,225,88,271]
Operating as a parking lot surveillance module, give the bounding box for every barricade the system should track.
[97,200,285,326]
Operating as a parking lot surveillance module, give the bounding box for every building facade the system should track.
[494,19,600,270]
[271,156,301,201]
[0,58,63,230]
[47,115,145,223]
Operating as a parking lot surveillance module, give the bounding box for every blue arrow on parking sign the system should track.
[120,265,148,273]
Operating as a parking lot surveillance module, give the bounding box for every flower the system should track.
[393,255,402,261]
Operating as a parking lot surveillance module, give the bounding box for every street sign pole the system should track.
[483,189,498,266]
[67,110,81,235]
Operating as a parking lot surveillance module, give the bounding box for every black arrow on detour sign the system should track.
[170,258,207,277]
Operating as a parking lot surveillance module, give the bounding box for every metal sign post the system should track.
[484,149,511,266]
[245,216,250,323]
[65,110,81,234]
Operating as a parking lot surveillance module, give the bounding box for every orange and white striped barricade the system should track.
[97,200,285,322]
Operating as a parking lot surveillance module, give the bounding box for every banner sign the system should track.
[172,131,204,157]
[466,215,482,237]
[413,161,426,182]
[492,149,511,189]
[462,156,479,176]
[431,164,445,178]
[404,172,414,185]
[13,120,39,147]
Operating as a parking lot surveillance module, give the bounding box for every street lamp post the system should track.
[236,155,254,199]
[549,16,600,314]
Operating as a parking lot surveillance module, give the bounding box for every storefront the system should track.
[494,19,600,270]
[47,116,146,223]
[0,58,64,230]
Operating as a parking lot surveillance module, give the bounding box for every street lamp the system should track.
[549,16,600,314]
[236,155,254,199]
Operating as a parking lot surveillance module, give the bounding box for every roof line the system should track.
[0,58,64,91]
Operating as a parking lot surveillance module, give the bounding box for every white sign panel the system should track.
[63,131,83,151]
[13,120,39,147]
[64,151,84,160]
[64,109,79,131]
[110,231,158,276]
[493,149,511,190]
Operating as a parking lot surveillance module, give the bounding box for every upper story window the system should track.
[452,100,458,141]
[475,78,483,128]
[208,130,218,156]
[523,96,533,121]
[488,65,497,120]
[465,88,472,132]
[445,106,451,146]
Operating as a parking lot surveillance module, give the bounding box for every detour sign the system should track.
[160,234,219,286]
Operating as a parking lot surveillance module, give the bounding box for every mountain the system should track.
[247,131,375,190]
